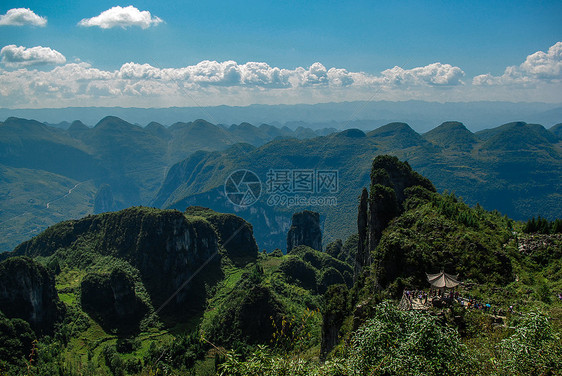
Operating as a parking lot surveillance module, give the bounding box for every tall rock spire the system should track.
[354,155,435,279]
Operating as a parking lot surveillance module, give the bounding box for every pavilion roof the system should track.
[426,271,460,288]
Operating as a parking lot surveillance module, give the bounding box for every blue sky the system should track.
[0,1,561,108]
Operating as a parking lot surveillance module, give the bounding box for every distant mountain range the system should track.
[2,100,561,132]
[0,116,330,252]
[0,115,560,252]
[155,121,562,250]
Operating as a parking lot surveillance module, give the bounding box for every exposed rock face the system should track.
[517,233,562,256]
[81,269,147,330]
[320,285,348,359]
[355,156,436,276]
[123,209,220,307]
[287,210,322,252]
[184,206,258,265]
[93,184,114,214]
[356,188,369,276]
[10,207,223,310]
[0,257,63,333]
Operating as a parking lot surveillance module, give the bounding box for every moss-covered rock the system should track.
[184,206,258,265]
[280,246,354,293]
[80,268,147,331]
[0,257,64,333]
[279,256,318,292]
[204,281,286,347]
[287,211,322,252]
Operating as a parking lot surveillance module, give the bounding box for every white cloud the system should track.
[0,8,47,27]
[78,6,163,29]
[379,63,465,86]
[239,62,286,87]
[0,60,470,107]
[0,45,66,68]
[520,42,562,79]
[2,56,558,108]
[473,42,562,86]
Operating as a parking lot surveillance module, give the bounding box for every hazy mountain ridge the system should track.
[0,116,330,252]
[1,115,560,252]
[155,121,561,250]
[2,100,561,132]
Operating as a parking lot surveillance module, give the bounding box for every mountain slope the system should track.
[423,121,478,152]
[155,122,562,250]
[367,122,428,149]
[0,116,330,252]
[0,117,100,180]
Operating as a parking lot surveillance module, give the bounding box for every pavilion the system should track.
[426,270,460,293]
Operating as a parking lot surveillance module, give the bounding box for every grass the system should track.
[59,292,77,305]
[56,268,87,291]
[259,256,284,270]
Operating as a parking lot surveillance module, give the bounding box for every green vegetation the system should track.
[161,120,561,252]
[0,155,561,375]
[373,190,514,289]
[523,216,562,234]
[0,314,35,372]
[0,116,326,252]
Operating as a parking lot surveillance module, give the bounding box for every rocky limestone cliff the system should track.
[287,210,322,252]
[184,206,258,265]
[0,257,64,333]
[10,207,221,310]
[356,188,369,276]
[7,206,260,312]
[355,155,436,276]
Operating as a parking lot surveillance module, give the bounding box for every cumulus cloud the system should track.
[0,59,480,108]
[114,61,367,88]
[1,45,66,68]
[473,42,562,86]
[520,42,562,79]
[78,6,163,29]
[0,8,47,27]
[379,63,465,86]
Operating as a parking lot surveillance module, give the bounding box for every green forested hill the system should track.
[0,156,560,375]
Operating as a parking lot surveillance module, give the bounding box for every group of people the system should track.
[403,288,515,316]
[404,289,458,304]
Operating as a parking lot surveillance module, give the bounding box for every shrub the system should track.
[279,257,317,291]
[346,302,472,376]
[496,311,562,375]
